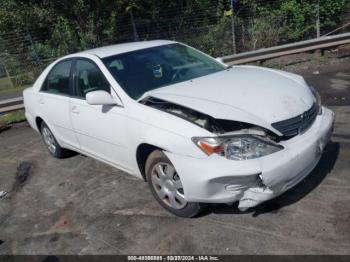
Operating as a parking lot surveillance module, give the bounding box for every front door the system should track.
[69,58,130,170]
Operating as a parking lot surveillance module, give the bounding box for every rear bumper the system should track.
[165,107,335,210]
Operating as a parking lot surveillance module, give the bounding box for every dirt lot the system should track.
[0,63,349,255]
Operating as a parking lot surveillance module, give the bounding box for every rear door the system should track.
[37,59,80,149]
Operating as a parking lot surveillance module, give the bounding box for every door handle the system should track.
[38,98,45,104]
[71,106,80,114]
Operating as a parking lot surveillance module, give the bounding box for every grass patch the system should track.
[0,77,12,89]
[268,63,284,70]
[0,110,26,126]
[311,52,328,65]
[0,85,30,95]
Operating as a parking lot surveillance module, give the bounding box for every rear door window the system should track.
[41,60,73,96]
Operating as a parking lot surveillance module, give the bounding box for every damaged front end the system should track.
[141,96,286,210]
[140,96,280,138]
[140,96,226,134]
[141,97,284,161]
[141,97,334,212]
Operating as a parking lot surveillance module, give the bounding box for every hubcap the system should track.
[151,162,187,209]
[42,127,56,154]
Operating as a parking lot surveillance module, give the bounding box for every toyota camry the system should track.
[23,40,334,217]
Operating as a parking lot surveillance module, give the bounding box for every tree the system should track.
[0,0,348,86]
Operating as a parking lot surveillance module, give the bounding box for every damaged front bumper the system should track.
[164,107,335,211]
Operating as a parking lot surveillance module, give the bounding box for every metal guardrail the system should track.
[0,97,24,114]
[220,32,350,65]
[1,32,350,115]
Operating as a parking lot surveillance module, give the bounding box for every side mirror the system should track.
[86,90,116,106]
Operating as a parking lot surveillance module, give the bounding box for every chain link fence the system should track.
[0,0,349,91]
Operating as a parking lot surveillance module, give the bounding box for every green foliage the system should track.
[188,16,233,57]
[1,55,36,87]
[0,0,348,87]
[245,16,284,49]
[319,0,347,30]
[0,110,26,126]
[235,0,347,49]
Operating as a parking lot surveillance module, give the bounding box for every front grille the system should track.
[271,103,318,137]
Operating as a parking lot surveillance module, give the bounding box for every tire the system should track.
[145,150,204,218]
[40,122,73,158]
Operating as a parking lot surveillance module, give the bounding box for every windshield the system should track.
[102,43,226,99]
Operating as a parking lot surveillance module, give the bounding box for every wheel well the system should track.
[35,117,44,132]
[136,143,162,181]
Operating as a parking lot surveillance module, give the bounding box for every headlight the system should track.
[192,135,283,160]
[308,85,322,115]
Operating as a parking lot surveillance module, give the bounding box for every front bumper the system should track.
[165,107,335,211]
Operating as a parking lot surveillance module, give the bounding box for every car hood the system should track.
[139,65,315,134]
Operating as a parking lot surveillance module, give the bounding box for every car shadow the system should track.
[199,141,340,217]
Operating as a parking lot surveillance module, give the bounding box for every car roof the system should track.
[76,40,176,58]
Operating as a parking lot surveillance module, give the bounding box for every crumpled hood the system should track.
[140,65,315,134]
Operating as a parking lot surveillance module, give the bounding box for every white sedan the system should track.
[23,40,334,217]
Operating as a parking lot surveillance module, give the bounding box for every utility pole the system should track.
[26,29,42,67]
[3,63,14,88]
[316,0,320,38]
[129,10,139,41]
[230,0,237,54]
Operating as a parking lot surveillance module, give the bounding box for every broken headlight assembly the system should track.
[192,135,283,160]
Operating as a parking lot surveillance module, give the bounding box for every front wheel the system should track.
[145,150,204,218]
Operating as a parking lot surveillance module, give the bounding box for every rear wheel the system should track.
[145,150,204,218]
[40,122,73,158]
